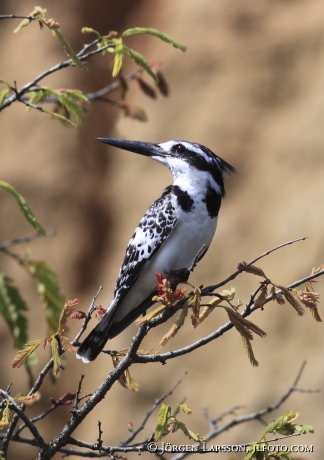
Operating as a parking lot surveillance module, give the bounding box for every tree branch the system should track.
[120,372,187,447]
[170,361,316,460]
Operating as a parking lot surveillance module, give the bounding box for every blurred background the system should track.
[1,0,324,458]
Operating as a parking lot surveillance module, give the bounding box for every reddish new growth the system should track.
[296,290,320,310]
[152,272,186,307]
[95,305,107,321]
[70,310,86,320]
[50,392,76,406]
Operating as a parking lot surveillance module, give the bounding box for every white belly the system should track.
[113,206,217,322]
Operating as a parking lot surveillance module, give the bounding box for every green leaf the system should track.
[13,17,35,34]
[28,90,48,107]
[0,275,28,349]
[0,78,10,85]
[81,27,100,38]
[0,181,45,234]
[51,336,61,375]
[45,110,76,127]
[154,404,170,441]
[295,424,315,434]
[122,27,187,52]
[13,6,46,33]
[175,420,206,442]
[112,38,124,77]
[51,29,86,69]
[242,336,259,367]
[27,260,65,336]
[56,93,87,125]
[179,403,192,415]
[123,45,158,82]
[0,88,10,108]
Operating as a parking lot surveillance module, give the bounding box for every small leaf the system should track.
[179,403,192,415]
[154,404,171,441]
[13,6,47,33]
[294,424,314,434]
[242,337,259,367]
[45,110,76,127]
[0,77,11,85]
[311,307,322,322]
[237,262,267,278]
[12,339,43,368]
[197,297,223,325]
[0,275,28,349]
[112,38,124,77]
[224,306,267,340]
[220,286,236,301]
[81,27,100,38]
[13,18,35,34]
[51,29,86,69]
[254,285,268,308]
[58,298,79,328]
[278,285,305,316]
[123,45,158,82]
[122,27,187,52]
[136,77,157,99]
[159,300,188,347]
[59,335,77,354]
[312,264,324,274]
[28,89,48,106]
[0,88,10,108]
[0,405,11,430]
[27,260,65,336]
[155,71,169,96]
[125,368,139,392]
[136,303,166,324]
[55,90,88,125]
[51,336,61,375]
[14,393,38,406]
[175,420,206,442]
[189,287,201,326]
[0,181,45,234]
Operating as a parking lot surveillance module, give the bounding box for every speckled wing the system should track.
[113,185,177,306]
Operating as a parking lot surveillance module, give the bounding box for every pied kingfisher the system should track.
[77,138,235,362]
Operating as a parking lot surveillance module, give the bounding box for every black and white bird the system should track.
[77,138,235,362]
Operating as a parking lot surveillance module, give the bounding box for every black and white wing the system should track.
[77,186,178,361]
[113,185,177,307]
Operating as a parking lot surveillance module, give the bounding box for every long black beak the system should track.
[97,138,162,157]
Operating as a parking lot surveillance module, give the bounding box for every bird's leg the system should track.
[165,267,190,290]
[165,245,208,290]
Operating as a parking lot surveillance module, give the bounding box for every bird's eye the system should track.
[171,143,186,155]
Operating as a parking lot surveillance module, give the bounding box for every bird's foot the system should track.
[164,267,190,290]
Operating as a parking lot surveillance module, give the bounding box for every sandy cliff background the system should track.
[1,1,324,458]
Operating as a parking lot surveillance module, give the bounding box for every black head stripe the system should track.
[170,141,236,197]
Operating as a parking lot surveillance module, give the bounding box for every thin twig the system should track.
[170,361,313,460]
[73,374,86,411]
[0,230,55,250]
[0,15,38,20]
[121,372,187,447]
[72,286,103,344]
[0,363,317,458]
[0,390,46,451]
[202,237,307,295]
[134,267,324,365]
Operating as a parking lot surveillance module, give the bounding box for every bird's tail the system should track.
[76,314,112,363]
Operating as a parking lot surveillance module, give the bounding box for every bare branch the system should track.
[170,361,314,460]
[121,372,187,447]
[0,390,46,452]
[0,230,55,250]
[72,286,103,345]
[202,236,307,295]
